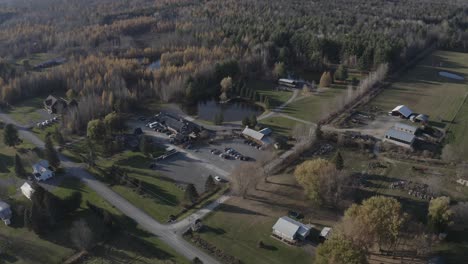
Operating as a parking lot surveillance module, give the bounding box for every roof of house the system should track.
[44,95,58,107]
[21,182,34,199]
[259,127,272,136]
[392,105,413,118]
[385,128,415,144]
[272,216,311,239]
[278,78,296,84]
[32,160,50,173]
[393,122,418,134]
[242,127,265,141]
[0,200,10,212]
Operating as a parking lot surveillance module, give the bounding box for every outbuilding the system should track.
[242,126,272,146]
[272,216,311,244]
[21,182,35,200]
[393,122,418,135]
[0,200,12,225]
[384,128,415,147]
[390,105,413,119]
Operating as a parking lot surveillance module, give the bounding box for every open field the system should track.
[282,86,347,123]
[4,97,48,126]
[367,50,468,158]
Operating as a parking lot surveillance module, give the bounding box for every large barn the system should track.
[390,105,413,119]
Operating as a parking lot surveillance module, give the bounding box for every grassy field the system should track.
[246,80,292,108]
[368,50,468,158]
[282,86,347,122]
[260,116,304,137]
[5,97,45,126]
[93,151,186,222]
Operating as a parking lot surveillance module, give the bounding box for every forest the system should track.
[0,0,467,134]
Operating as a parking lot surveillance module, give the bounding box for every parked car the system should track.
[288,210,304,220]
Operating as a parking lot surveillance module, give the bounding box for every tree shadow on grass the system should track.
[0,153,13,173]
[216,203,266,216]
[200,225,226,235]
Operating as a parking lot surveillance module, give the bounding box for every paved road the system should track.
[0,111,220,264]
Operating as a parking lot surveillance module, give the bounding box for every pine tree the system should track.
[335,65,348,81]
[53,127,65,145]
[140,135,152,157]
[45,135,60,168]
[264,97,270,110]
[205,175,217,193]
[184,184,199,204]
[332,151,344,171]
[249,115,258,128]
[14,154,26,178]
[242,116,250,127]
[3,123,19,147]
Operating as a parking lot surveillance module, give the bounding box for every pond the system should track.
[148,60,161,70]
[183,99,264,122]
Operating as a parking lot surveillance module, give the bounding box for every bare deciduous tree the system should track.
[230,163,263,199]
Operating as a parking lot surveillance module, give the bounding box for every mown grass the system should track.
[260,116,304,137]
[246,80,292,108]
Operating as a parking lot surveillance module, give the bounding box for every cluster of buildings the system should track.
[150,112,202,144]
[385,105,431,148]
[44,95,78,115]
[271,216,332,245]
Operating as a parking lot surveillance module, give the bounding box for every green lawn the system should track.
[260,116,304,137]
[0,127,37,181]
[5,97,44,126]
[282,86,347,122]
[15,52,58,67]
[246,80,292,108]
[95,151,186,222]
[191,202,312,264]
[368,50,468,158]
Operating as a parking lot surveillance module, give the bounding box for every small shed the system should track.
[272,216,311,243]
[0,200,12,225]
[319,227,332,241]
[21,182,35,200]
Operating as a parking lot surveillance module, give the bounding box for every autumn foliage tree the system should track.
[319,71,333,88]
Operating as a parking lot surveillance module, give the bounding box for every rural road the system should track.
[0,111,221,264]
[258,89,299,121]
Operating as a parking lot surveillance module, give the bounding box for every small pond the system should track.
[184,99,264,122]
[148,60,161,70]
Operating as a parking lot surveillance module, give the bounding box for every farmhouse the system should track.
[0,200,12,225]
[44,95,68,114]
[21,182,35,200]
[32,160,54,181]
[384,128,415,147]
[272,216,311,244]
[390,105,413,119]
[242,126,273,146]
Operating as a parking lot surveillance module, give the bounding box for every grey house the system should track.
[0,200,12,225]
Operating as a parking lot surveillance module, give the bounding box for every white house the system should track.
[21,182,35,200]
[0,200,12,225]
[272,216,311,243]
[32,160,54,181]
[319,227,332,241]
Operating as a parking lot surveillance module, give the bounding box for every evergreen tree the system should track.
[264,97,270,110]
[3,123,19,147]
[214,113,224,125]
[184,184,199,204]
[53,126,65,145]
[205,175,217,193]
[249,115,258,128]
[335,65,348,81]
[45,135,60,168]
[139,135,152,157]
[242,116,250,127]
[14,153,26,178]
[332,151,344,171]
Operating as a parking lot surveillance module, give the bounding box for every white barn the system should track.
[272,216,311,243]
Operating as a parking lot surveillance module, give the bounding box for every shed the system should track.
[272,216,311,243]
[390,105,413,119]
[21,182,35,200]
[415,114,429,124]
[0,200,12,225]
[242,127,266,141]
[319,227,332,241]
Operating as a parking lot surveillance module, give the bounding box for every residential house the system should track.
[272,216,311,244]
[0,200,12,225]
[32,160,54,181]
[44,95,68,114]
